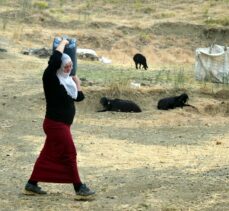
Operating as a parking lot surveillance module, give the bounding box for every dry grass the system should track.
[1,0,229,67]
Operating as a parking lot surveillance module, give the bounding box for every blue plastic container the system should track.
[53,36,77,76]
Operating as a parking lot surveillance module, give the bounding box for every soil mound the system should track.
[214,89,229,99]
[204,102,229,116]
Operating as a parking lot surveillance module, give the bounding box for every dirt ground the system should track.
[0,39,229,211]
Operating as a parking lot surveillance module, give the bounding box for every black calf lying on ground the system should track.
[133,53,148,70]
[157,93,196,110]
[98,97,142,112]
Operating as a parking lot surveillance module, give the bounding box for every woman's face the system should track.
[63,62,72,73]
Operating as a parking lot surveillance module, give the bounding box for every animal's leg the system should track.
[183,104,199,111]
[185,104,199,113]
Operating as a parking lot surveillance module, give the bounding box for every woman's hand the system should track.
[72,75,82,91]
[56,39,69,53]
[61,39,69,46]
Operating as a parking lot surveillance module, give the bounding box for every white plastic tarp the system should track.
[195,45,229,83]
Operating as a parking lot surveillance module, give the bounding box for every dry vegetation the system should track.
[1,0,229,66]
[0,0,229,211]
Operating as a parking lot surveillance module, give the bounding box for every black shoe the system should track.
[75,183,95,197]
[24,183,47,195]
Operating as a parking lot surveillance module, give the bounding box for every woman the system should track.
[25,39,95,197]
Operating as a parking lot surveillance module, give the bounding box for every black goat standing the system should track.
[98,97,142,112]
[157,93,195,110]
[133,53,148,70]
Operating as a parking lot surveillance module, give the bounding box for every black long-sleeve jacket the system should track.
[42,50,84,125]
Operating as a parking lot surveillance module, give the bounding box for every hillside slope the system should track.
[0,0,229,67]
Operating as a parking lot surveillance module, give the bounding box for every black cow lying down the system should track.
[98,97,142,112]
[157,93,195,110]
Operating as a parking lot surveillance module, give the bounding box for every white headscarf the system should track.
[56,53,78,99]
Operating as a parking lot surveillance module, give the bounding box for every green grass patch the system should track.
[33,1,49,10]
[77,61,194,89]
[77,61,229,95]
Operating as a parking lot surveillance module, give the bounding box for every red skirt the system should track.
[29,118,81,184]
